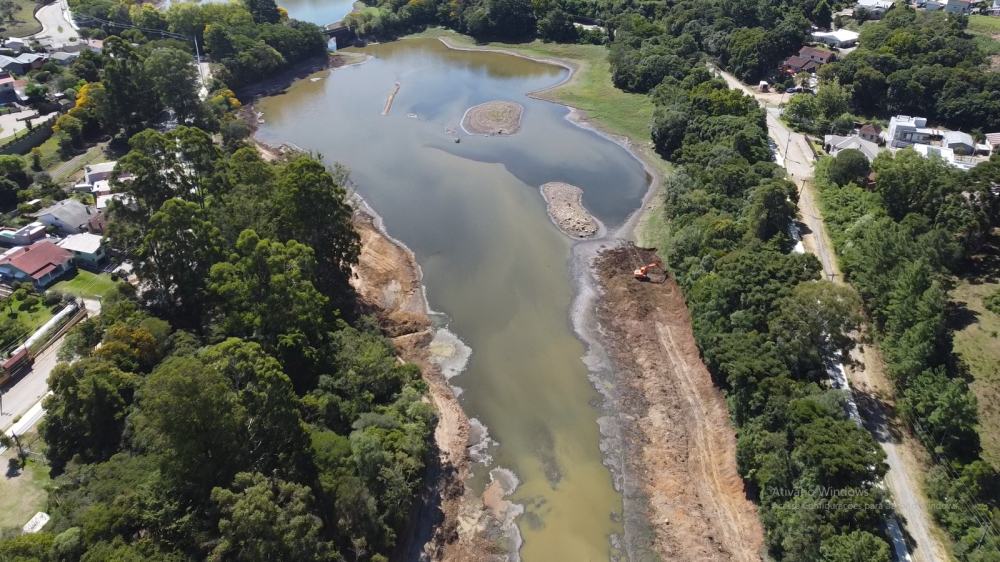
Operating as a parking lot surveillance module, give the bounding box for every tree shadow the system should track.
[795,220,813,237]
[947,300,980,332]
[5,457,22,478]
[854,386,905,446]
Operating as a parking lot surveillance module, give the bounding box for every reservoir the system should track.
[255,38,648,561]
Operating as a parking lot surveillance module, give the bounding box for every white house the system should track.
[912,144,977,171]
[884,115,940,148]
[57,233,107,267]
[84,162,116,185]
[811,29,860,48]
[35,199,98,235]
[3,38,24,52]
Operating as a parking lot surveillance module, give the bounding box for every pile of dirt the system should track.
[540,182,599,238]
[350,209,514,562]
[462,100,523,135]
[593,244,765,562]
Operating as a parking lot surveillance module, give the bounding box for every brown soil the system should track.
[350,209,513,562]
[540,182,599,238]
[594,244,765,562]
[462,100,522,135]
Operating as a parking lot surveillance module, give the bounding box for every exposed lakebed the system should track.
[255,37,649,561]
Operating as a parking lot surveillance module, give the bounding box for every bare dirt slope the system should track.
[351,209,513,562]
[595,245,764,562]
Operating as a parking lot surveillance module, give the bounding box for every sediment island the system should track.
[462,100,523,135]
[540,182,600,238]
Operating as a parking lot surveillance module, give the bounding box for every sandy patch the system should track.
[461,100,522,135]
[540,182,599,238]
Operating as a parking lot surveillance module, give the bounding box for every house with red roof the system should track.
[0,241,74,288]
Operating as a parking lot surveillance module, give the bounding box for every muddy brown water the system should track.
[255,38,649,561]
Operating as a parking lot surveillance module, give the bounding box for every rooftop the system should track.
[799,46,835,62]
[58,233,103,254]
[0,241,72,280]
[85,161,116,176]
[942,130,974,146]
[36,198,95,229]
[812,29,860,42]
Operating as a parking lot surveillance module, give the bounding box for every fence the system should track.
[0,114,57,156]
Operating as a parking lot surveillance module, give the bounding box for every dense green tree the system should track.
[243,0,281,24]
[210,472,336,562]
[826,149,871,187]
[143,48,201,119]
[769,281,862,377]
[131,356,247,498]
[746,181,796,242]
[819,530,891,562]
[274,158,360,305]
[41,359,139,472]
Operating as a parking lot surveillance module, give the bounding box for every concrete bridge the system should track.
[324,22,353,48]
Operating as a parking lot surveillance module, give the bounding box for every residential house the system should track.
[0,222,45,246]
[84,39,103,54]
[783,55,819,73]
[84,162,116,185]
[858,123,881,143]
[943,131,975,154]
[0,53,47,75]
[823,134,882,162]
[58,233,107,267]
[811,29,860,48]
[50,52,79,66]
[944,0,971,13]
[0,72,13,96]
[884,115,939,148]
[0,241,74,288]
[985,132,1000,154]
[86,211,107,235]
[799,46,835,65]
[912,143,977,171]
[2,38,24,52]
[35,199,98,235]
[856,0,894,18]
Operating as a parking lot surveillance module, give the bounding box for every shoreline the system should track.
[249,33,671,561]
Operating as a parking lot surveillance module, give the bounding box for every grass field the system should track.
[0,430,49,534]
[4,293,55,331]
[951,278,1000,471]
[52,269,116,299]
[0,0,43,38]
[970,14,1000,34]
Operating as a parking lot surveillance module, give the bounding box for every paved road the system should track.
[30,0,78,44]
[0,109,39,140]
[0,334,66,433]
[712,66,945,562]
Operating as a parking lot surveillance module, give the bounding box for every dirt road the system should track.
[712,66,947,562]
[595,245,764,562]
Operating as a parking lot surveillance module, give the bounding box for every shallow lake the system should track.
[255,37,649,561]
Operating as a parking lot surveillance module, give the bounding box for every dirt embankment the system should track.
[594,244,765,562]
[350,209,516,562]
[461,100,522,135]
[540,182,599,238]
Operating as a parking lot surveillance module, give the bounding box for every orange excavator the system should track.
[634,261,666,283]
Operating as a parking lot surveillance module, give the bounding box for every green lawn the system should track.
[951,278,1000,471]
[0,431,49,534]
[3,294,55,331]
[0,0,44,38]
[51,269,116,299]
[970,14,1000,35]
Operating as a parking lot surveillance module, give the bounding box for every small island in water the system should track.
[462,100,523,135]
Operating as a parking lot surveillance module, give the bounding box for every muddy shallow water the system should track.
[255,37,649,561]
